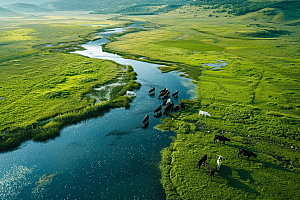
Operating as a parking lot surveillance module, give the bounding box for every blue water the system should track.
[0,23,196,200]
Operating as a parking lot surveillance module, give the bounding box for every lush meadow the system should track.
[0,12,139,151]
[104,4,300,199]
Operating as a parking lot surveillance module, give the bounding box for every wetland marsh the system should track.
[1,1,300,199]
[0,17,196,199]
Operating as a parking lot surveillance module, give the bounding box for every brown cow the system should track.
[141,115,149,125]
[173,105,180,112]
[148,87,155,94]
[205,163,215,180]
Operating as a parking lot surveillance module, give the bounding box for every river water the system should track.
[0,23,196,200]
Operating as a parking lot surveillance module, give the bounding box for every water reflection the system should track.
[0,23,196,199]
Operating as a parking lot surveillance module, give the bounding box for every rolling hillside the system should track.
[2,3,52,13]
[40,0,192,13]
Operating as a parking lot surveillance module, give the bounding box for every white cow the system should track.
[198,110,211,117]
[126,91,136,97]
[166,98,171,105]
[217,155,223,170]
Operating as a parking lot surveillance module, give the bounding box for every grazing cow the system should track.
[197,154,207,169]
[214,135,231,144]
[198,110,211,117]
[205,163,215,180]
[126,91,136,97]
[173,105,180,112]
[216,155,222,170]
[153,105,162,113]
[172,90,179,98]
[238,148,257,160]
[148,87,155,94]
[141,115,149,125]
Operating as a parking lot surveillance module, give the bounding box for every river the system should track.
[0,22,196,200]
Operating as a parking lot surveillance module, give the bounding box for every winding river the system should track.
[0,23,196,199]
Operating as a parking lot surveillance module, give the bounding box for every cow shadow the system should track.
[218,165,260,196]
[236,169,255,183]
[228,144,259,153]
[252,160,293,173]
[229,144,293,173]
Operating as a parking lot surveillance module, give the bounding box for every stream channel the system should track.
[0,22,196,200]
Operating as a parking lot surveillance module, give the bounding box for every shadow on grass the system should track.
[218,165,260,196]
[252,160,293,173]
[228,144,257,151]
[229,144,293,173]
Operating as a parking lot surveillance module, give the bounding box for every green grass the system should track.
[103,4,300,199]
[155,40,224,51]
[0,12,138,151]
[1,4,300,199]
[160,130,300,199]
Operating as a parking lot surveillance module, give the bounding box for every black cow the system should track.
[172,90,179,98]
[238,148,257,160]
[158,90,169,99]
[166,100,174,110]
[180,100,185,110]
[197,154,207,169]
[148,87,155,94]
[154,112,162,118]
[163,103,173,115]
[153,105,162,113]
[214,135,231,144]
[141,115,149,125]
[163,91,170,98]
[160,88,167,94]
[161,95,170,101]
[205,163,215,180]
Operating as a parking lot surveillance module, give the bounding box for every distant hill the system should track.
[0,7,29,17]
[40,0,192,13]
[190,0,300,16]
[2,0,299,16]
[2,3,52,13]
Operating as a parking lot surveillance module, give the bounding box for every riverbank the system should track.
[0,14,140,152]
[100,7,300,199]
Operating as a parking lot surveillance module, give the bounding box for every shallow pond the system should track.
[0,23,196,199]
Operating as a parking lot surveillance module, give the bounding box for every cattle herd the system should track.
[197,135,258,181]
[140,87,185,126]
[139,87,258,181]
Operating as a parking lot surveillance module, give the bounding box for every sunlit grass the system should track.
[104,5,300,199]
[0,12,136,150]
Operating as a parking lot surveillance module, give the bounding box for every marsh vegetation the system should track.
[102,2,300,199]
[0,12,140,151]
[1,0,300,199]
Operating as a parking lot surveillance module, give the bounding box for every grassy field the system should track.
[103,3,300,199]
[0,12,140,151]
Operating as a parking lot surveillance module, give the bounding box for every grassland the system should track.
[0,12,140,151]
[103,3,300,199]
